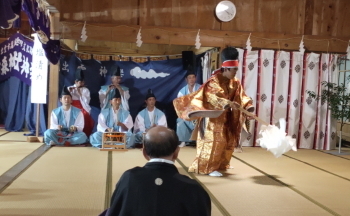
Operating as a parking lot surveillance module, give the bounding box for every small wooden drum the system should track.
[100,132,127,151]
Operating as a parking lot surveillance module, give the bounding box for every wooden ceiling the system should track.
[3,0,350,55]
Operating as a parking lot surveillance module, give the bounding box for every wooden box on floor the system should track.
[27,136,44,143]
[100,132,127,151]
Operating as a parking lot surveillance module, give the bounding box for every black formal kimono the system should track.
[103,162,211,216]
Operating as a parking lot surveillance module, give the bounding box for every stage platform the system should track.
[0,131,349,216]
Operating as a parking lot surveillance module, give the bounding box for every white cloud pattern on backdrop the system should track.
[130,67,170,79]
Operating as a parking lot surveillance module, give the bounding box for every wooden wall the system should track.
[48,0,350,37]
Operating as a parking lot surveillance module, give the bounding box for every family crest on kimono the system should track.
[90,90,133,148]
[130,89,167,147]
[99,126,211,216]
[68,67,94,137]
[176,67,201,147]
[99,65,130,110]
[173,47,254,177]
[44,86,88,146]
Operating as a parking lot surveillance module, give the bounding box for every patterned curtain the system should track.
[237,49,338,150]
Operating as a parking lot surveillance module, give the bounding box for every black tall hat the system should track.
[111,65,121,77]
[112,89,121,99]
[75,68,84,81]
[221,46,239,62]
[185,65,196,77]
[60,86,72,98]
[145,89,156,100]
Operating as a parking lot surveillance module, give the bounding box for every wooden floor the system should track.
[0,129,349,216]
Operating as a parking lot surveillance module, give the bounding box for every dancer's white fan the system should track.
[257,118,297,157]
[186,104,297,157]
[238,107,297,157]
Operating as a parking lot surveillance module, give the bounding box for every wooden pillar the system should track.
[47,6,60,127]
[48,63,59,127]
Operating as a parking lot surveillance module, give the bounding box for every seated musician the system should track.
[44,86,88,146]
[98,65,130,110]
[130,89,167,147]
[90,90,133,148]
[176,67,201,147]
[68,67,94,136]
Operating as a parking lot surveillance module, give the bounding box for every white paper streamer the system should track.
[346,41,350,60]
[299,35,305,54]
[195,29,201,49]
[136,27,143,47]
[246,33,252,52]
[80,21,87,42]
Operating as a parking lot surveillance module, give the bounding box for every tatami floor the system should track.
[0,129,349,216]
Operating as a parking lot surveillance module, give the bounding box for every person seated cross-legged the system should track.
[44,86,88,146]
[176,67,201,147]
[130,89,167,148]
[90,90,133,148]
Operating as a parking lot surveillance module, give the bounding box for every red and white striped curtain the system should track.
[236,49,338,150]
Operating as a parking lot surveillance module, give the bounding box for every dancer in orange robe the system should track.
[69,68,94,137]
[174,47,254,177]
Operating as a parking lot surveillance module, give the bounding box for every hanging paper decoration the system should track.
[246,33,252,52]
[346,41,350,60]
[81,21,88,42]
[195,29,201,49]
[299,35,305,54]
[136,27,143,47]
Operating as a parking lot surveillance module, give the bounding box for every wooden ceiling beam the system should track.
[61,22,350,53]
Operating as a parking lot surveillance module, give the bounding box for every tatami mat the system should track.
[284,149,350,179]
[177,147,336,216]
[0,142,42,176]
[234,147,350,216]
[0,131,30,142]
[1,134,350,216]
[0,147,107,216]
[0,129,8,135]
[323,149,350,160]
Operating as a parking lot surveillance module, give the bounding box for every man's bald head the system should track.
[144,126,179,158]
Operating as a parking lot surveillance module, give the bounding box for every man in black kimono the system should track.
[101,126,211,216]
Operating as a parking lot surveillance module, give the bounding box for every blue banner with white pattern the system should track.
[0,33,33,85]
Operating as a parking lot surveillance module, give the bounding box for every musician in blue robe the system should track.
[99,65,130,110]
[90,90,133,148]
[44,86,88,146]
[132,89,167,146]
[176,68,201,146]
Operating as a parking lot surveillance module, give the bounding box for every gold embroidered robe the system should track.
[173,73,253,174]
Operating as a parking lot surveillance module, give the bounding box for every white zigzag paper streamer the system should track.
[195,29,201,49]
[81,21,87,42]
[246,33,252,52]
[136,27,143,47]
[346,41,350,60]
[299,35,305,54]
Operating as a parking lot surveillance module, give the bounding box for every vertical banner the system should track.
[255,50,274,146]
[240,51,259,147]
[31,34,48,104]
[314,54,330,149]
[299,53,320,149]
[325,55,339,150]
[287,52,304,141]
[272,51,290,124]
